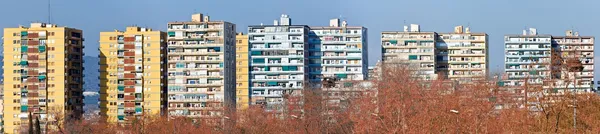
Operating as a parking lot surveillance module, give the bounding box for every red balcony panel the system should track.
[125,102,135,107]
[124,58,135,64]
[29,63,39,67]
[28,78,39,83]
[28,100,39,105]
[28,40,39,45]
[28,92,39,97]
[124,44,135,49]
[28,33,39,38]
[27,70,38,75]
[124,95,135,101]
[124,37,135,42]
[124,66,135,71]
[28,55,38,60]
[124,80,135,86]
[27,85,38,90]
[124,88,135,93]
[28,48,39,53]
[124,52,135,56]
[124,73,135,79]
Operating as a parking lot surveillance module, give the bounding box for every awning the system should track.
[21,31,28,36]
[21,46,28,52]
[20,61,28,65]
[118,86,125,91]
[38,75,46,80]
[135,107,143,113]
[389,40,398,44]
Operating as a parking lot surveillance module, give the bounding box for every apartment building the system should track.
[381,25,489,82]
[551,30,594,92]
[436,26,488,83]
[309,19,368,85]
[166,13,236,119]
[381,24,438,80]
[504,28,552,87]
[236,33,250,110]
[248,14,310,110]
[99,27,167,123]
[3,23,84,133]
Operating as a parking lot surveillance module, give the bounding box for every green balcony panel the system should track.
[408,55,418,60]
[21,31,28,36]
[288,66,298,71]
[343,82,353,87]
[167,32,175,37]
[405,40,417,43]
[336,74,348,79]
[135,107,143,113]
[118,86,125,91]
[21,46,28,52]
[39,46,46,52]
[219,62,224,68]
[267,81,278,86]
[251,51,262,56]
[20,61,28,65]
[253,58,265,64]
[38,75,46,80]
[21,106,28,112]
[118,115,125,120]
[389,40,398,44]
[497,81,504,87]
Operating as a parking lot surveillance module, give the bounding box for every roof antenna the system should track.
[48,0,52,24]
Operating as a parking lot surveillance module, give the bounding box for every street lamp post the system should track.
[450,110,459,134]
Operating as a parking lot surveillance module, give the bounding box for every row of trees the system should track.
[41,66,600,133]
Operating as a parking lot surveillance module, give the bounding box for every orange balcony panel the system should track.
[124,66,135,71]
[29,63,39,67]
[27,70,38,75]
[125,102,135,107]
[124,88,135,93]
[124,80,135,86]
[124,95,135,101]
[124,44,135,49]
[28,55,38,60]
[28,40,39,45]
[124,52,135,56]
[28,33,39,38]
[124,58,135,64]
[124,73,135,79]
[27,85,38,90]
[28,93,39,97]
[28,48,39,53]
[124,37,135,42]
[28,100,39,105]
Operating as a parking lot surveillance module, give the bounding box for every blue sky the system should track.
[1,0,599,76]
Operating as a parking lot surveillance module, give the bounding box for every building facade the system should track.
[235,33,250,110]
[308,19,368,85]
[3,23,84,133]
[247,14,310,110]
[99,27,167,123]
[381,24,488,82]
[550,31,594,92]
[381,25,439,80]
[166,13,236,119]
[504,28,552,87]
[436,26,488,83]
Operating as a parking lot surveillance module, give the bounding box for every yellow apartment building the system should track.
[235,33,249,110]
[3,23,84,133]
[99,27,167,123]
